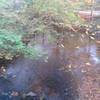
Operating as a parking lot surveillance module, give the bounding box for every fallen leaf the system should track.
[97,25,100,29]
[60,44,64,48]
[75,46,80,49]
[85,62,91,66]
[90,36,95,40]
[96,41,100,44]
[81,69,86,73]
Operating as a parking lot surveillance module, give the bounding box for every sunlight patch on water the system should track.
[89,45,100,64]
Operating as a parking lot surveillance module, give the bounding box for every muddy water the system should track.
[0,34,100,100]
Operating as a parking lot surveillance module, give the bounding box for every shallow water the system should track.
[0,35,100,100]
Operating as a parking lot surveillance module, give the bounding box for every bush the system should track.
[0,29,39,60]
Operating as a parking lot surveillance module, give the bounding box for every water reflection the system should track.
[5,44,79,100]
[0,36,100,100]
[89,45,100,64]
[75,44,100,64]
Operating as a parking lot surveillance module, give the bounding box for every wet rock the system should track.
[26,92,37,97]
[24,92,40,100]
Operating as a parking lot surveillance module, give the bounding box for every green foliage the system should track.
[0,29,38,59]
[23,0,84,26]
[0,11,25,34]
[0,0,12,9]
[21,0,84,42]
[0,10,43,60]
[24,0,33,5]
[32,0,65,15]
[0,0,86,60]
